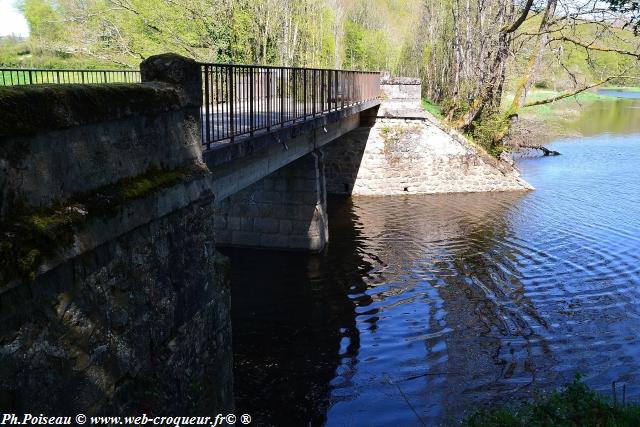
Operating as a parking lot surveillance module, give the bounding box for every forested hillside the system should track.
[3,0,640,152]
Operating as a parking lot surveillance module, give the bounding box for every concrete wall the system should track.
[215,150,328,252]
[0,54,233,413]
[324,79,532,196]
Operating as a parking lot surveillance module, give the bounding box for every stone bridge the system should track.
[0,54,529,413]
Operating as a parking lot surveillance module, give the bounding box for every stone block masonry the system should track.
[215,150,328,252]
[0,196,232,413]
[0,54,202,220]
[324,77,532,196]
[0,54,233,413]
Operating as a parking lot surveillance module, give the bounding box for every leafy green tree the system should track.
[16,0,64,44]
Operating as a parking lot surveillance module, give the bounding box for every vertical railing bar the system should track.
[303,68,307,118]
[334,70,338,111]
[204,65,211,147]
[229,65,234,142]
[321,69,324,112]
[312,69,316,116]
[211,67,215,142]
[250,67,254,135]
[219,66,223,141]
[216,66,220,142]
[266,68,271,130]
[224,66,227,141]
[327,70,331,113]
[280,68,284,127]
[292,69,296,122]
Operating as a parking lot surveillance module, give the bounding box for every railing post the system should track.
[293,69,297,122]
[204,65,211,148]
[303,68,307,118]
[280,67,284,127]
[312,69,316,116]
[267,68,271,130]
[341,71,345,110]
[250,67,254,135]
[319,70,323,113]
[327,70,331,112]
[229,65,235,142]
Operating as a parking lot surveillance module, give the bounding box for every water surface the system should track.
[227,93,640,426]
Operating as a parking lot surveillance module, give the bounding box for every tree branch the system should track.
[503,0,535,34]
[553,35,640,59]
[522,76,616,107]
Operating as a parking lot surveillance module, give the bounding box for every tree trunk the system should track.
[454,0,535,131]
[508,0,557,115]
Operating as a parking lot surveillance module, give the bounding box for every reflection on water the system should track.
[598,89,640,99]
[228,96,640,425]
[570,91,640,136]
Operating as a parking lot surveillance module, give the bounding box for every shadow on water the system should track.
[324,192,558,426]
[224,197,372,426]
[228,191,557,425]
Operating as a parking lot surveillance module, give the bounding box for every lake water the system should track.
[225,92,640,426]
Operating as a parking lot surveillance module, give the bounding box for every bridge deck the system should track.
[201,98,376,148]
[200,64,380,149]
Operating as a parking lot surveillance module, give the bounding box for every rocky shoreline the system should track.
[503,116,581,157]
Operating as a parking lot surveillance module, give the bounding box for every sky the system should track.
[0,0,29,37]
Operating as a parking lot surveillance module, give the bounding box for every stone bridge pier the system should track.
[214,150,328,252]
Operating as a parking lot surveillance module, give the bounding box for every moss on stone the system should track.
[0,165,198,287]
[0,83,183,138]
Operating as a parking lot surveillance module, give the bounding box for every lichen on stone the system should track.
[0,165,198,287]
[0,83,183,138]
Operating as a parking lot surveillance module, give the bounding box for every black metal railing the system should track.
[200,64,380,147]
[0,68,141,86]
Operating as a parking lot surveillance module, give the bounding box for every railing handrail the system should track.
[198,62,380,74]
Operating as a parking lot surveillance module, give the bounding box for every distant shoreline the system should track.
[504,87,640,150]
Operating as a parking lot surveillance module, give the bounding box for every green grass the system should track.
[0,36,127,73]
[463,376,640,427]
[502,89,618,120]
[422,97,443,118]
[0,69,139,86]
[0,37,138,86]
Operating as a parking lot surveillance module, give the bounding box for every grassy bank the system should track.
[422,97,443,118]
[502,87,640,147]
[463,377,640,427]
[0,37,118,70]
[504,89,618,121]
